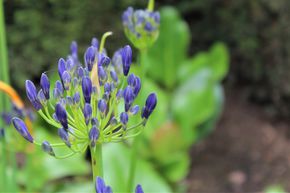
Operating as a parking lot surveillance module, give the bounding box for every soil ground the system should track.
[188,89,290,193]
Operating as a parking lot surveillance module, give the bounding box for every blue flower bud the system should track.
[77,66,85,78]
[70,41,78,56]
[42,141,55,156]
[58,58,67,79]
[25,80,42,110]
[82,76,93,104]
[96,177,112,193]
[55,80,64,95]
[98,99,107,114]
[141,93,157,119]
[98,54,111,67]
[83,103,92,125]
[58,128,71,148]
[61,71,71,90]
[89,125,99,148]
[121,45,132,76]
[12,117,33,143]
[40,73,50,99]
[123,86,134,111]
[66,58,75,71]
[91,117,99,127]
[122,7,133,24]
[152,11,160,23]
[53,88,61,100]
[144,21,154,32]
[110,70,118,82]
[135,184,144,193]
[130,105,139,115]
[73,92,80,105]
[98,66,108,85]
[133,76,141,96]
[55,103,68,129]
[127,73,136,86]
[37,89,47,106]
[120,112,128,125]
[91,37,99,48]
[104,83,111,94]
[84,46,96,71]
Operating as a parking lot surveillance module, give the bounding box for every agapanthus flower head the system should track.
[95,177,144,193]
[14,33,157,159]
[122,2,160,50]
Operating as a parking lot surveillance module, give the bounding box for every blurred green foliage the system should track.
[127,6,229,187]
[171,0,290,116]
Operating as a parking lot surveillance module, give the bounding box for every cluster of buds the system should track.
[96,177,144,193]
[12,33,157,158]
[122,2,160,50]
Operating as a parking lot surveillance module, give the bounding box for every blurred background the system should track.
[2,0,290,192]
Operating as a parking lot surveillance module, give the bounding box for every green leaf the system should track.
[195,84,224,140]
[177,52,209,84]
[208,42,229,81]
[161,152,190,182]
[146,6,190,89]
[172,68,216,145]
[265,185,285,193]
[103,143,172,193]
[178,42,229,84]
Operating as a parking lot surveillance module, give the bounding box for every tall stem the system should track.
[140,49,148,80]
[127,135,141,192]
[0,1,11,192]
[127,49,148,192]
[147,0,155,12]
[90,144,103,183]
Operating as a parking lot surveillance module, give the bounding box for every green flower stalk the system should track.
[12,32,157,182]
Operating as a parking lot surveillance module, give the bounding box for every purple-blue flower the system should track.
[85,46,96,71]
[58,127,71,147]
[141,93,157,119]
[83,103,92,125]
[25,80,42,110]
[55,103,68,129]
[40,73,50,99]
[121,45,132,76]
[12,117,33,143]
[82,76,93,104]
[89,126,100,147]
[42,141,55,156]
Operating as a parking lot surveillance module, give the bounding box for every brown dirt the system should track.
[188,90,290,193]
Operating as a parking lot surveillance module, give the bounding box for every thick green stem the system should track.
[127,135,141,192]
[90,144,103,183]
[0,129,7,192]
[147,0,155,12]
[139,49,148,81]
[0,1,11,191]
